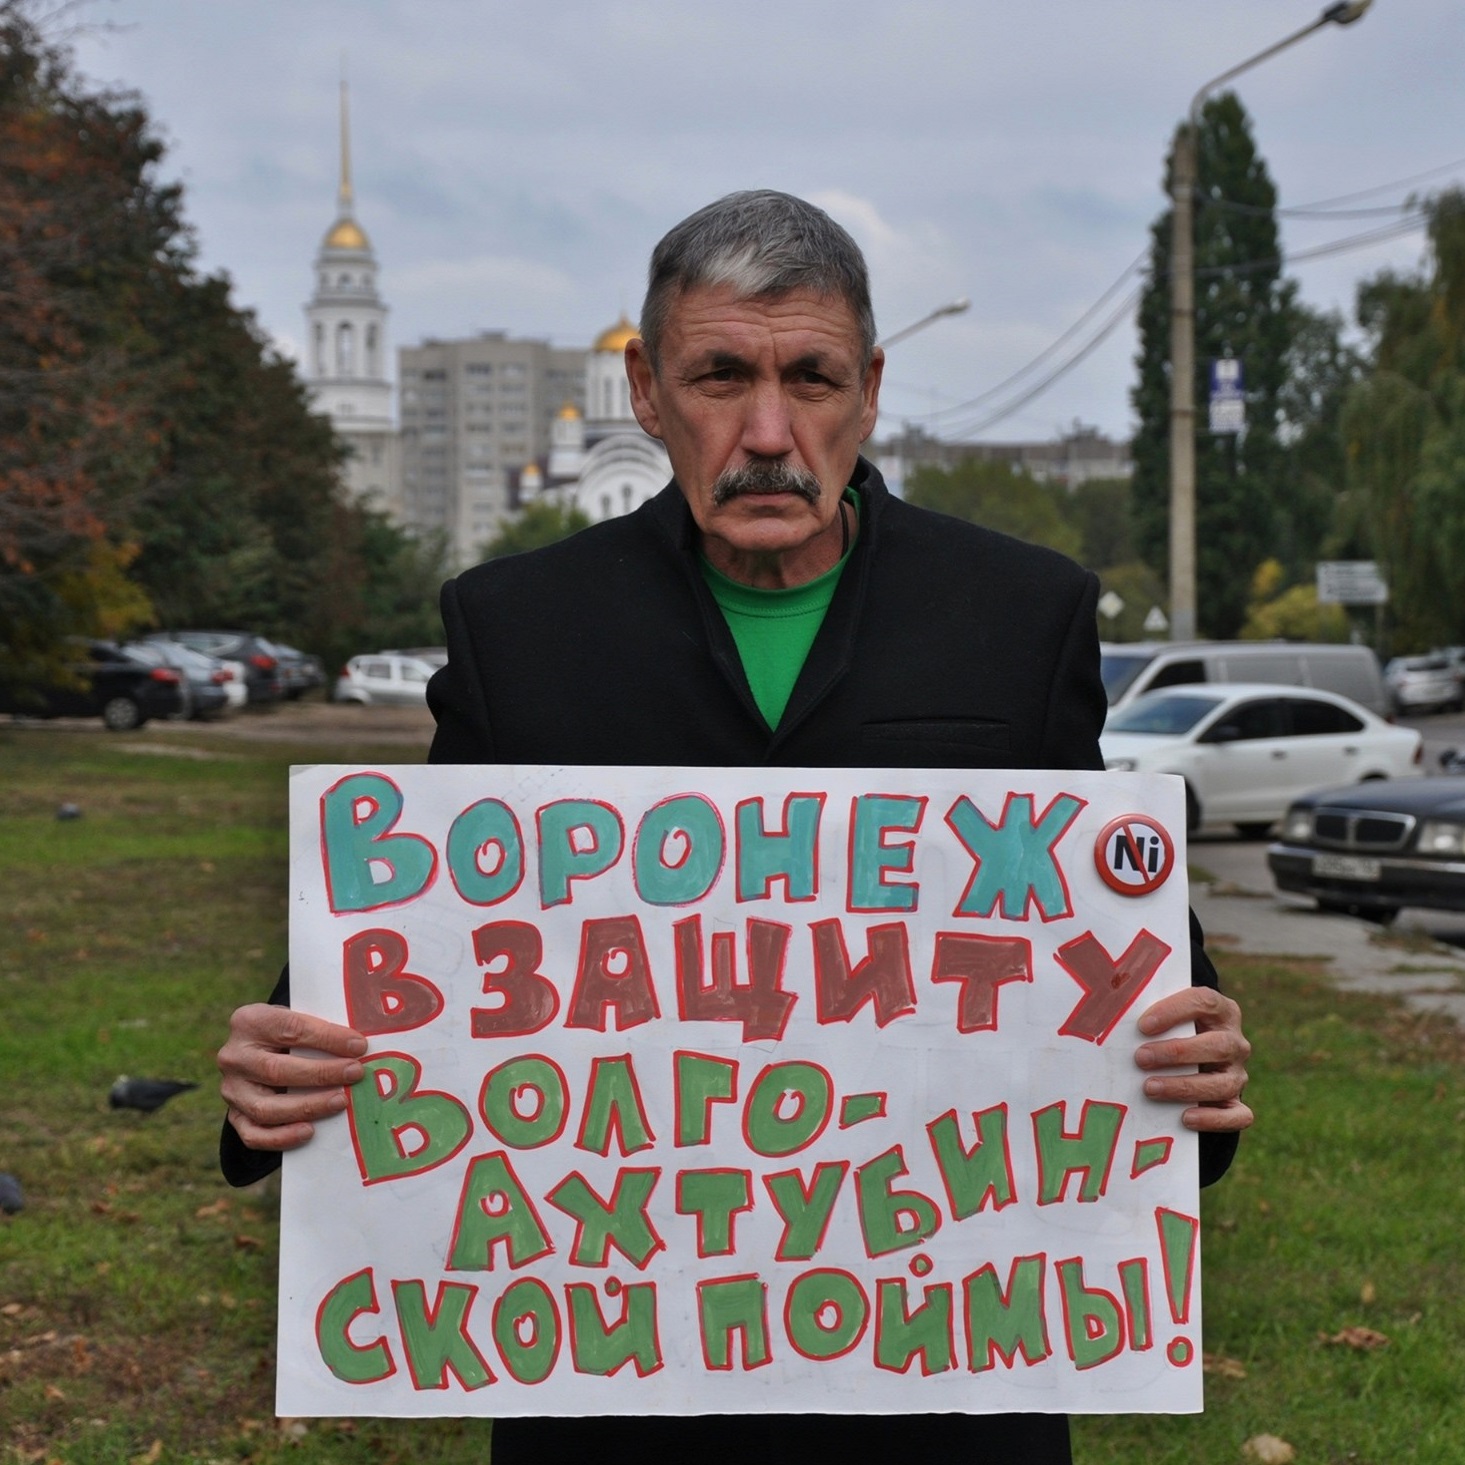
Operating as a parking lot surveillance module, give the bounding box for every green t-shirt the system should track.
[700,493,857,728]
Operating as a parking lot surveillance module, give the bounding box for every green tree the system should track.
[1131,92,1296,638]
[481,502,591,560]
[904,458,1081,561]
[1342,191,1465,650]
[1067,477,1136,571]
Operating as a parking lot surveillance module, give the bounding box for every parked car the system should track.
[0,640,184,730]
[1269,777,1465,923]
[123,639,231,720]
[154,631,284,704]
[1100,683,1423,837]
[269,641,326,700]
[334,653,436,706]
[382,646,448,670]
[1382,653,1461,715]
[1100,640,1388,717]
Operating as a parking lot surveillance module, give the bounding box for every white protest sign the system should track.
[280,764,1201,1418]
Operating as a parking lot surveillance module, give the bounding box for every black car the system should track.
[1268,777,1465,923]
[154,631,284,704]
[0,641,185,730]
[123,639,231,720]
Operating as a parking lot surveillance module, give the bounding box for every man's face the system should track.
[626,285,883,585]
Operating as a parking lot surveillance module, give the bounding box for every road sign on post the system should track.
[1316,561,1388,605]
[1208,358,1245,435]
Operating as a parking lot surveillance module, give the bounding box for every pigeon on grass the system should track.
[109,1076,198,1113]
[0,1173,23,1215]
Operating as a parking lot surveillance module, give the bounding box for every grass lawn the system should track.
[1,726,1462,1463]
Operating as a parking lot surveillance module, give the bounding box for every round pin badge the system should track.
[1095,814,1175,896]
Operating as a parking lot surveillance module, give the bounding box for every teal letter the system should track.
[633,795,725,905]
[945,793,1082,919]
[321,773,436,913]
[448,799,524,905]
[537,800,623,907]
[736,795,822,901]
[849,795,923,911]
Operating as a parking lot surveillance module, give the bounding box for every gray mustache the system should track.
[711,461,822,506]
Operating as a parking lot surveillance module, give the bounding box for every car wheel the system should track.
[1360,905,1400,926]
[1235,822,1273,841]
[101,696,143,732]
[1184,785,1201,835]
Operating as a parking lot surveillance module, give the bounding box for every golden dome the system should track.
[557,399,582,420]
[324,216,370,251]
[593,314,639,353]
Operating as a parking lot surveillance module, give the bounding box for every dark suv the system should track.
[154,631,285,704]
[0,641,185,730]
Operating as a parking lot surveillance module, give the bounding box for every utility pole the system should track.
[1167,1,1372,642]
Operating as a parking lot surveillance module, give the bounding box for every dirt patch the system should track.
[10,698,436,748]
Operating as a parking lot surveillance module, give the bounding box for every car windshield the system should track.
[1106,693,1225,735]
[1099,651,1152,702]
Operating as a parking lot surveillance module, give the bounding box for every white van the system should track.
[1101,641,1388,718]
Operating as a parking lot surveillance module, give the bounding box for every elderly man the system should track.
[220,190,1251,1464]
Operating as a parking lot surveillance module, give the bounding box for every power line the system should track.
[899,172,1441,443]
[913,250,1146,424]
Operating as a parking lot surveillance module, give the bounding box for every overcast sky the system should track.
[69,0,1465,444]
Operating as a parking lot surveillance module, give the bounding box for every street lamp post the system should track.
[878,297,971,349]
[1167,0,1372,642]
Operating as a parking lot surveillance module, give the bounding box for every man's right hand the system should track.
[217,1004,367,1153]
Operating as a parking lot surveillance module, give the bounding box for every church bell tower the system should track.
[304,78,397,510]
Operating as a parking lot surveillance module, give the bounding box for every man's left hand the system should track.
[1134,986,1253,1133]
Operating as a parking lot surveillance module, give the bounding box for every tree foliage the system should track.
[904,458,1081,562]
[0,3,443,681]
[1342,191,1465,650]
[481,501,591,560]
[1130,92,1296,639]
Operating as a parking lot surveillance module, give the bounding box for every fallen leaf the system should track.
[1202,1351,1248,1379]
[1242,1435,1297,1464]
[1360,1280,1377,1305]
[194,1198,231,1220]
[43,1384,65,1401]
[72,1336,91,1371]
[131,1441,163,1465]
[1321,1325,1390,1350]
[1,1302,23,1316]
[233,1233,262,1250]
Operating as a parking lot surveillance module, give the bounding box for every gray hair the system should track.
[639,190,876,371]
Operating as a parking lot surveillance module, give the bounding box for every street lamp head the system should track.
[1322,0,1372,24]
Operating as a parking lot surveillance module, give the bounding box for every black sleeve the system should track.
[1190,911,1241,1188]
[218,966,290,1187]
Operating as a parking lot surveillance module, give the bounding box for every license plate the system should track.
[1313,853,1382,881]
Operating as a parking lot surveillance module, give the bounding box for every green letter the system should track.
[392,1279,494,1391]
[744,1061,832,1157]
[315,1267,394,1384]
[566,1281,662,1376]
[698,1275,770,1369]
[875,1279,955,1374]
[447,1152,554,1271]
[1056,1258,1124,1370]
[927,1106,1016,1218]
[1032,1100,1123,1204]
[783,1269,868,1360]
[492,1278,561,1384]
[347,1054,472,1184]
[547,1170,663,1269]
[963,1256,1050,1372]
[856,1147,941,1257]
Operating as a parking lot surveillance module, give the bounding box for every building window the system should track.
[365,325,379,377]
[336,321,355,376]
[313,322,325,376]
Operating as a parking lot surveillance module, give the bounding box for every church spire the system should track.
[338,68,354,216]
